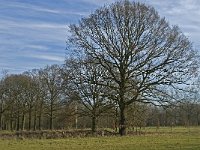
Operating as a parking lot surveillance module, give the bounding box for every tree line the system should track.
[0,63,199,133]
[0,0,199,136]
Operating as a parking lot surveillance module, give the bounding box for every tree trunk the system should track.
[17,116,20,131]
[50,116,53,130]
[197,113,200,126]
[50,107,53,130]
[33,109,37,131]
[16,110,20,131]
[0,112,2,130]
[0,103,3,130]
[115,107,118,132]
[119,103,126,136]
[50,99,53,130]
[38,114,42,130]
[10,107,14,131]
[28,108,32,130]
[91,115,96,133]
[38,102,43,130]
[10,119,13,131]
[21,113,25,130]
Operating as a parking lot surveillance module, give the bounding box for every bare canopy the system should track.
[68,0,198,135]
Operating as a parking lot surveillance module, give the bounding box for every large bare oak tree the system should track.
[68,0,198,135]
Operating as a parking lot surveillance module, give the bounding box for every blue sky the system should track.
[0,0,200,76]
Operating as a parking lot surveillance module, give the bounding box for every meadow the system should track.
[0,127,199,150]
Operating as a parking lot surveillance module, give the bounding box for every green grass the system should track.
[0,127,200,150]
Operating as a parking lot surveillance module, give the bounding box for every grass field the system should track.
[0,127,199,150]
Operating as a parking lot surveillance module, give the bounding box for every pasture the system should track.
[0,127,199,150]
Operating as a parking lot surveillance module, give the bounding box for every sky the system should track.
[0,0,200,76]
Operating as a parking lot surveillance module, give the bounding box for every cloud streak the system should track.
[30,55,65,62]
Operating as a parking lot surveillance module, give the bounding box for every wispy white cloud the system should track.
[1,1,89,16]
[24,44,49,50]
[0,20,68,47]
[81,0,116,6]
[4,2,62,14]
[0,19,67,29]
[30,54,65,62]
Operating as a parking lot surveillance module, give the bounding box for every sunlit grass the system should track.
[0,127,199,150]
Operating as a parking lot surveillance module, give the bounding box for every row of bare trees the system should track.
[0,65,69,131]
[0,62,200,133]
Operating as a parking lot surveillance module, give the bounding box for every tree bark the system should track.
[38,102,43,130]
[16,109,20,131]
[38,114,42,130]
[0,112,2,130]
[115,107,118,132]
[119,103,126,136]
[50,98,53,130]
[33,109,37,131]
[10,119,13,131]
[91,115,96,133]
[28,108,32,130]
[50,108,53,130]
[21,113,25,130]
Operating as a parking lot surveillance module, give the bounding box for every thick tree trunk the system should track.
[119,80,126,136]
[119,104,126,136]
[91,115,96,133]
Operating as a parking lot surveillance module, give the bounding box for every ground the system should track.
[0,127,199,150]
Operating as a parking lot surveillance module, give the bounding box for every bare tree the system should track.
[39,65,62,130]
[1,74,33,131]
[68,0,198,135]
[0,77,8,130]
[65,58,113,133]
